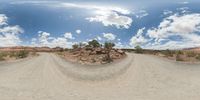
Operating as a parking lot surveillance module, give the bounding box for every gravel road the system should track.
[0,53,200,100]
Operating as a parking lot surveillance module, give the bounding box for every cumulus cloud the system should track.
[12,1,133,29]
[76,29,81,34]
[130,27,148,46]
[163,10,173,15]
[135,10,149,19]
[103,33,116,41]
[146,13,200,49]
[32,31,74,48]
[0,14,8,26]
[0,14,24,47]
[64,32,74,39]
[86,11,132,29]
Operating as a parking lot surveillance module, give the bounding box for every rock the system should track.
[80,57,87,61]
[117,49,125,54]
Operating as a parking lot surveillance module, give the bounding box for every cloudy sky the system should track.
[0,0,200,49]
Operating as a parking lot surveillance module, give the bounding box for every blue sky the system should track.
[0,0,200,49]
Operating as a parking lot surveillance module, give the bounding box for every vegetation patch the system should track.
[57,40,126,65]
[0,50,37,61]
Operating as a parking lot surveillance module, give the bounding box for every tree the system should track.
[72,44,79,50]
[88,40,100,48]
[104,42,115,49]
[135,45,143,53]
[104,42,115,63]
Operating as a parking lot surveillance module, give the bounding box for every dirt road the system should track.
[0,53,200,100]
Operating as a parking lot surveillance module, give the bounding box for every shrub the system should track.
[176,54,184,61]
[16,50,29,59]
[104,42,115,49]
[88,40,100,48]
[104,42,115,63]
[72,44,79,50]
[196,54,200,61]
[186,51,196,57]
[135,45,143,53]
[161,49,174,57]
[176,50,183,55]
[0,53,5,61]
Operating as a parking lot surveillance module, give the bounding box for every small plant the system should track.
[186,51,196,57]
[16,50,29,59]
[161,49,174,57]
[0,53,5,61]
[104,42,115,63]
[88,40,101,48]
[135,45,143,53]
[72,44,79,50]
[176,53,184,61]
[176,50,183,55]
[196,54,200,61]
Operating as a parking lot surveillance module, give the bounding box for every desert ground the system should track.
[0,53,200,100]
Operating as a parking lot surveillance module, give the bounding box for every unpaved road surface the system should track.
[0,53,200,100]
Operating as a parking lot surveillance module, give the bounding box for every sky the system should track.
[0,0,200,49]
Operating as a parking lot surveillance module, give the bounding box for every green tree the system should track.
[72,44,79,50]
[104,42,115,63]
[135,45,143,53]
[88,40,100,48]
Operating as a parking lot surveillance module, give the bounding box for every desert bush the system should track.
[161,49,174,57]
[176,50,183,55]
[176,53,184,61]
[104,42,115,49]
[0,53,5,61]
[72,44,79,50]
[16,50,29,59]
[135,45,143,53]
[196,54,200,61]
[186,51,196,57]
[104,42,115,63]
[88,40,101,48]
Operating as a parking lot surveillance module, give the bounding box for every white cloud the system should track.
[179,1,189,4]
[0,14,7,26]
[86,11,133,29]
[12,1,133,29]
[0,14,24,47]
[60,3,130,15]
[97,36,102,41]
[177,7,190,14]
[64,32,74,39]
[130,27,148,46]
[135,10,149,19]
[146,13,200,49]
[33,31,74,48]
[76,29,81,34]
[163,10,173,15]
[103,33,116,41]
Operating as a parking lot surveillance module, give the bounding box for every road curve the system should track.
[0,53,200,100]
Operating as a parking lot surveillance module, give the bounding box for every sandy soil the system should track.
[0,53,200,100]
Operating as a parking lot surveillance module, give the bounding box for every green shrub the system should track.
[196,54,200,61]
[104,42,115,49]
[88,40,101,48]
[0,54,5,61]
[176,54,184,61]
[16,50,29,59]
[72,44,79,50]
[186,51,196,57]
[161,49,174,57]
[135,45,143,53]
[176,50,183,55]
